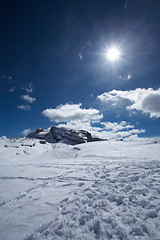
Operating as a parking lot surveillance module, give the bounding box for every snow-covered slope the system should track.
[0,137,160,240]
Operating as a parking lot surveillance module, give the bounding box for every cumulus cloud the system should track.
[102,121,145,139]
[17,105,31,111]
[97,88,160,118]
[42,103,103,123]
[22,128,31,136]
[21,94,36,103]
[101,121,134,132]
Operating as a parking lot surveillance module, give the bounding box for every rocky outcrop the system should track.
[27,128,43,138]
[27,126,92,145]
[27,128,55,142]
[50,126,92,145]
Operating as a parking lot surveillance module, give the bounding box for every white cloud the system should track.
[100,121,145,139]
[78,54,83,60]
[22,128,31,136]
[22,83,33,93]
[97,88,160,118]
[129,129,146,134]
[127,74,132,80]
[119,74,132,81]
[21,94,36,103]
[17,105,31,111]
[101,121,134,132]
[42,103,103,123]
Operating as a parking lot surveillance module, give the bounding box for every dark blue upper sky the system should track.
[1,0,160,139]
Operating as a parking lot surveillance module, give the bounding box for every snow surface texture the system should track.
[0,137,160,240]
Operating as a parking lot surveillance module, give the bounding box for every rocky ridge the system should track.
[27,126,92,145]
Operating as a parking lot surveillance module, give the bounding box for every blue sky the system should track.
[0,0,160,139]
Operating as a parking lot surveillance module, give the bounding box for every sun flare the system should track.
[106,46,121,62]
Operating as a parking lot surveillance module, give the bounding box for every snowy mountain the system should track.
[0,136,160,240]
[27,126,93,145]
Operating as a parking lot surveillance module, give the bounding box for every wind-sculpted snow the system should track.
[0,137,160,240]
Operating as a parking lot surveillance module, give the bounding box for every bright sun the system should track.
[106,46,121,62]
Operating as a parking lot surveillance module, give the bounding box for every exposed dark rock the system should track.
[27,128,43,139]
[92,137,105,142]
[50,126,92,145]
[39,140,47,144]
[27,126,93,145]
[21,143,36,147]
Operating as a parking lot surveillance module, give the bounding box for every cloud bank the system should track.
[97,88,160,118]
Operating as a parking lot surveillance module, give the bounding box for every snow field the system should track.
[27,157,160,240]
[0,137,160,240]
